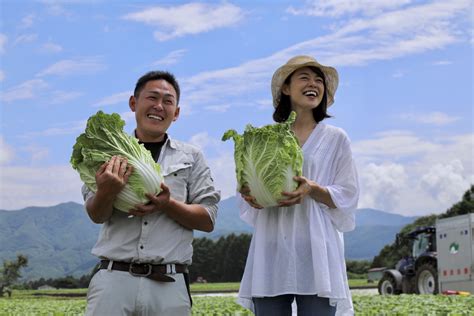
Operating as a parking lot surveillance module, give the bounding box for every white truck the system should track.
[436,213,474,293]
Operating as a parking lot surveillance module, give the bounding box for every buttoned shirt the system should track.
[237,123,359,315]
[82,136,220,265]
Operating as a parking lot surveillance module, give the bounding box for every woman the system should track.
[237,55,359,316]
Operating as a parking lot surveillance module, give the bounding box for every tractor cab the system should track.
[408,227,436,259]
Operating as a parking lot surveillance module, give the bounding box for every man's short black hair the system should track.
[134,71,181,105]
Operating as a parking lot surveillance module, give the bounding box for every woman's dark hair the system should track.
[273,66,331,123]
[134,71,181,105]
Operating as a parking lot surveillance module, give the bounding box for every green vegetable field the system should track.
[1,289,473,315]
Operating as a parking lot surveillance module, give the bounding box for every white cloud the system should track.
[288,0,414,17]
[123,3,244,41]
[332,1,469,37]
[180,54,280,113]
[36,57,106,77]
[286,1,469,67]
[21,14,35,28]
[119,111,136,127]
[188,132,221,151]
[0,33,6,53]
[358,162,408,212]
[186,132,236,199]
[20,120,86,138]
[0,70,5,82]
[49,90,83,104]
[255,99,272,109]
[0,79,49,103]
[433,60,453,66]
[152,49,187,66]
[353,130,438,160]
[38,0,78,17]
[399,111,461,125]
[17,112,134,140]
[21,144,50,164]
[92,91,131,107]
[13,33,38,46]
[40,41,63,53]
[207,152,237,200]
[176,1,470,115]
[46,5,69,16]
[392,70,405,78]
[0,136,15,165]
[204,104,231,112]
[0,80,81,105]
[354,132,473,215]
[420,159,471,205]
[0,165,84,210]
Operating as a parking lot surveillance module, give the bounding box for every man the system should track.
[82,71,220,315]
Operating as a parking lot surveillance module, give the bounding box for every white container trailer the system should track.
[436,213,474,293]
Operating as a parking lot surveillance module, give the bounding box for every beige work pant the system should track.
[85,269,191,316]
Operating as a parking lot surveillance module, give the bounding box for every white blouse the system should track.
[237,122,359,315]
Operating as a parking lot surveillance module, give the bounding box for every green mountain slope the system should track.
[0,202,100,280]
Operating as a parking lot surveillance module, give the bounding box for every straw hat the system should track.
[271,55,339,108]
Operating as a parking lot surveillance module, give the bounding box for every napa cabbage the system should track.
[70,111,163,212]
[222,112,303,208]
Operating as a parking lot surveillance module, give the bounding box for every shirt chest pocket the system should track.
[163,163,192,202]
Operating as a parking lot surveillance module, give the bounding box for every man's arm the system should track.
[85,190,115,224]
[164,200,214,232]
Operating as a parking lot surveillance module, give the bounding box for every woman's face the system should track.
[282,66,325,112]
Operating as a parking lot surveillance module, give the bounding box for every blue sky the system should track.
[0,0,472,216]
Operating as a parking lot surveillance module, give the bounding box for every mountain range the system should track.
[0,197,417,281]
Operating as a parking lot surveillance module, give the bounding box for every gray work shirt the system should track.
[82,137,220,265]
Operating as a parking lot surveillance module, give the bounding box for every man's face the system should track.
[129,79,180,142]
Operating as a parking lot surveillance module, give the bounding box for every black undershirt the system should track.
[138,134,168,162]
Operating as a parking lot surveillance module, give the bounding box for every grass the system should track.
[10,279,374,298]
[191,282,241,293]
[348,278,377,288]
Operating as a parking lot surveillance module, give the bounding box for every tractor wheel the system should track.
[415,263,438,294]
[378,274,399,295]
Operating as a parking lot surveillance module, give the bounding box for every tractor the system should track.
[378,226,438,295]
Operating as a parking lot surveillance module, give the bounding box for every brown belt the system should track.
[99,260,188,283]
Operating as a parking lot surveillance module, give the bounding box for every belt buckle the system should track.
[129,262,152,277]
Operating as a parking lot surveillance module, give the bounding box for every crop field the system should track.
[1,287,473,315]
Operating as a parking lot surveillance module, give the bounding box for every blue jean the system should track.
[253,294,336,316]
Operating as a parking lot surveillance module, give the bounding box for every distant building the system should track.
[38,285,57,290]
[367,267,387,283]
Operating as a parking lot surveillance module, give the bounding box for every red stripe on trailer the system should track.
[465,268,469,274]
[444,270,448,276]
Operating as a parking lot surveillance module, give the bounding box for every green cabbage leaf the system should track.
[70,111,163,212]
[222,112,303,207]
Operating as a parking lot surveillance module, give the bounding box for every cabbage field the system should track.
[0,290,473,315]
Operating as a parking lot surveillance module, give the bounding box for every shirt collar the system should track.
[132,129,177,149]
